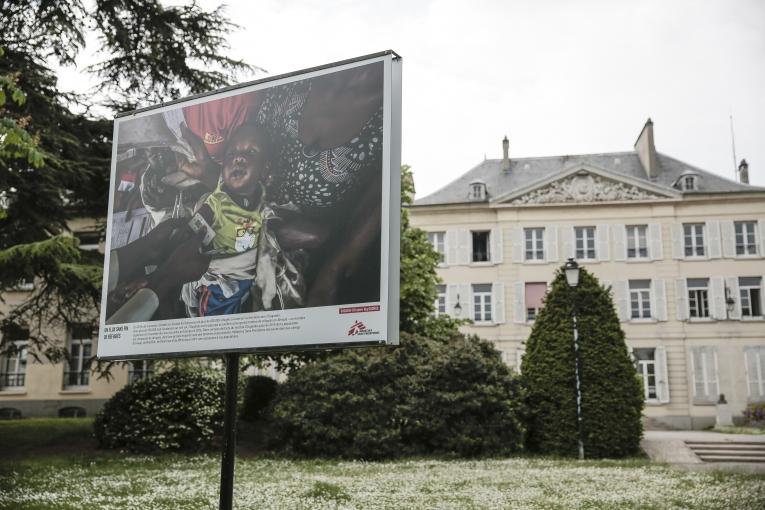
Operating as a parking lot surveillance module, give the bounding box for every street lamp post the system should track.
[564,258,585,460]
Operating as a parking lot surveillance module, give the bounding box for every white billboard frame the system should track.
[97,51,401,361]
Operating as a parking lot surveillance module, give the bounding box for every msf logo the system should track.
[348,320,368,336]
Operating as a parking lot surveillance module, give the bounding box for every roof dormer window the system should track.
[469,180,487,201]
[675,171,699,192]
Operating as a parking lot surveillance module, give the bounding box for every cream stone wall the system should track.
[411,193,765,429]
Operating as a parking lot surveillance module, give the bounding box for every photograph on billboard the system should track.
[98,52,401,360]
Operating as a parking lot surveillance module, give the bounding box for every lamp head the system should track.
[564,258,580,288]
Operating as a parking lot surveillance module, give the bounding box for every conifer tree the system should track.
[521,266,643,458]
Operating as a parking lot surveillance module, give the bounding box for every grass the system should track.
[712,425,765,435]
[0,417,96,458]
[1,418,764,509]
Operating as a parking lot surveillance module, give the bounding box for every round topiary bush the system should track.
[521,266,644,458]
[94,368,225,452]
[268,332,524,459]
[240,375,278,422]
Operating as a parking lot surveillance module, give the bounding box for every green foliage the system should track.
[269,332,524,459]
[94,369,225,452]
[240,375,278,422]
[521,267,644,458]
[399,165,462,338]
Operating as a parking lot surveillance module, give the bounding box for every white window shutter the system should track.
[725,277,741,319]
[457,230,470,265]
[613,280,629,322]
[561,225,574,259]
[707,220,722,259]
[652,279,667,321]
[721,221,735,258]
[710,276,726,320]
[596,224,610,261]
[691,349,703,399]
[759,218,765,257]
[546,226,558,263]
[675,279,689,321]
[446,230,457,266]
[711,349,720,400]
[649,223,663,260]
[513,281,525,324]
[492,282,505,324]
[447,284,459,317]
[491,228,503,264]
[460,284,472,320]
[512,226,523,263]
[612,225,626,262]
[744,347,765,400]
[671,223,684,259]
[656,345,670,403]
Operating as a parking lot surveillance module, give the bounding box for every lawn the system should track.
[2,419,765,510]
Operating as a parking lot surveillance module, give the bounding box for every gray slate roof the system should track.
[413,151,764,206]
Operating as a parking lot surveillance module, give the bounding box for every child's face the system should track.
[222,125,268,197]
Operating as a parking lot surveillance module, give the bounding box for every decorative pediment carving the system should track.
[509,172,665,205]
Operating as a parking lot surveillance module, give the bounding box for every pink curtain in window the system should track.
[525,282,547,309]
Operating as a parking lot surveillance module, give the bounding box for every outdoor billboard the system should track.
[97,51,401,360]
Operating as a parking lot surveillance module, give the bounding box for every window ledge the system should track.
[522,259,549,265]
[0,389,27,396]
[732,254,762,259]
[687,318,715,323]
[692,401,717,407]
[469,261,495,267]
[629,318,658,324]
[59,388,91,395]
[645,400,665,406]
[624,257,652,263]
[741,316,765,322]
[471,322,497,327]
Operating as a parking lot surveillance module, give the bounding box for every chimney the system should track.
[502,135,510,170]
[738,158,749,184]
[634,118,658,179]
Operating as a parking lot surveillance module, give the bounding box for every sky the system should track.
[57,0,765,197]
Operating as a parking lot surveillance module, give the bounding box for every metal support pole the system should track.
[572,311,584,460]
[219,352,239,510]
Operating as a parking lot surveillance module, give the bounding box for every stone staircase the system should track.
[685,441,765,463]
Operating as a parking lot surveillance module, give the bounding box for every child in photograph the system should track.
[182,122,273,316]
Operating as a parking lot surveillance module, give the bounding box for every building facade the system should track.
[410,120,765,429]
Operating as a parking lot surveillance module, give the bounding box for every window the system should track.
[682,175,696,191]
[0,341,28,389]
[58,407,87,418]
[735,221,758,256]
[65,325,92,388]
[683,223,705,257]
[745,347,765,401]
[739,277,762,318]
[128,360,154,384]
[470,181,487,200]
[524,228,544,261]
[691,347,719,402]
[626,225,648,258]
[525,282,546,322]
[74,230,101,251]
[434,285,446,316]
[472,284,492,322]
[574,226,596,260]
[629,280,652,319]
[471,231,490,262]
[687,278,710,318]
[633,348,657,400]
[0,408,22,420]
[427,231,446,262]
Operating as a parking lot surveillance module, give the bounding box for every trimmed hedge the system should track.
[94,369,224,452]
[521,267,644,458]
[268,332,524,459]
